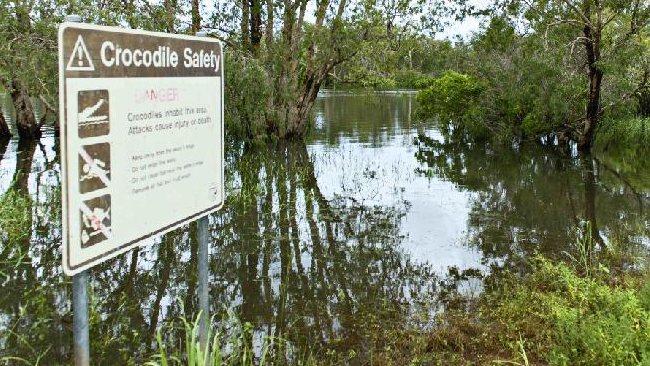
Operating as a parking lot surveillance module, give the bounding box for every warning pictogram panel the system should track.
[78,90,110,138]
[80,194,111,247]
[78,142,111,194]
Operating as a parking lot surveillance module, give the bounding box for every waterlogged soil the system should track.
[0,91,648,364]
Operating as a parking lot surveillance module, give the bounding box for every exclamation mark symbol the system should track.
[77,45,84,66]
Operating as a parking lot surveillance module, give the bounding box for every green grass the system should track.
[423,226,650,366]
[497,258,648,365]
[0,188,32,279]
[148,310,318,366]
[0,188,32,244]
[596,116,649,152]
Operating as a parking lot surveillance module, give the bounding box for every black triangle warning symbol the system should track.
[67,35,94,71]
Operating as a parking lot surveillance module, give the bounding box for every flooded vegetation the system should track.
[1,92,647,364]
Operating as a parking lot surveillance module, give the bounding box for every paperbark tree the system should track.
[191,0,201,33]
[213,0,436,139]
[163,0,177,32]
[10,78,41,139]
[502,0,649,153]
[1,4,41,139]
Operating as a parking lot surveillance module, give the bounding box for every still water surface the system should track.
[0,91,647,363]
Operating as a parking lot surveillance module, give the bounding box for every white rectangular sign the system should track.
[58,23,224,275]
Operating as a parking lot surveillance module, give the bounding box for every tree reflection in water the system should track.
[414,132,649,270]
[0,141,448,364]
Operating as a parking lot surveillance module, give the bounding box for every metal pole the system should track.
[66,14,89,366]
[196,26,211,353]
[72,270,90,366]
[197,215,210,350]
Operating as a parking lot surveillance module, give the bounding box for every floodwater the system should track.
[0,91,648,364]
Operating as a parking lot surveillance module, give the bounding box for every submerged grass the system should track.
[0,188,32,279]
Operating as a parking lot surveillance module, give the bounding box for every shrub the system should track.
[393,69,436,89]
[361,74,397,90]
[416,71,489,139]
[224,53,272,141]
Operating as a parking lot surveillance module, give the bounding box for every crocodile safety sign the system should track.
[58,23,224,275]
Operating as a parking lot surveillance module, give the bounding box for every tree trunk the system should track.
[578,24,602,154]
[191,0,201,33]
[250,0,263,56]
[163,0,177,32]
[578,69,603,153]
[241,0,250,50]
[265,0,274,47]
[0,108,10,139]
[10,78,41,140]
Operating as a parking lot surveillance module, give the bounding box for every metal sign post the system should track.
[72,270,90,366]
[197,215,210,350]
[66,16,91,366]
[196,29,210,352]
[58,17,224,365]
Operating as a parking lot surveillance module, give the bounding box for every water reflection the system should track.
[1,138,443,364]
[0,91,647,364]
[414,132,649,268]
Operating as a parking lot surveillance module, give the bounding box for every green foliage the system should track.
[482,258,650,365]
[416,71,488,139]
[392,69,436,89]
[224,53,271,142]
[357,74,397,90]
[0,1,60,104]
[542,260,647,365]
[416,71,484,118]
[0,188,31,244]
[408,11,649,150]
[595,116,649,152]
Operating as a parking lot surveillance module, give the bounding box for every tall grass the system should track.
[147,311,315,366]
[0,188,32,244]
[0,188,32,280]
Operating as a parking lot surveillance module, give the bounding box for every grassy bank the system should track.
[426,259,649,365]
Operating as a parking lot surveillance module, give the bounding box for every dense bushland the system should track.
[412,12,649,153]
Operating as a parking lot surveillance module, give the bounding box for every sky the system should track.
[436,16,484,40]
[435,0,491,40]
[201,0,489,41]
